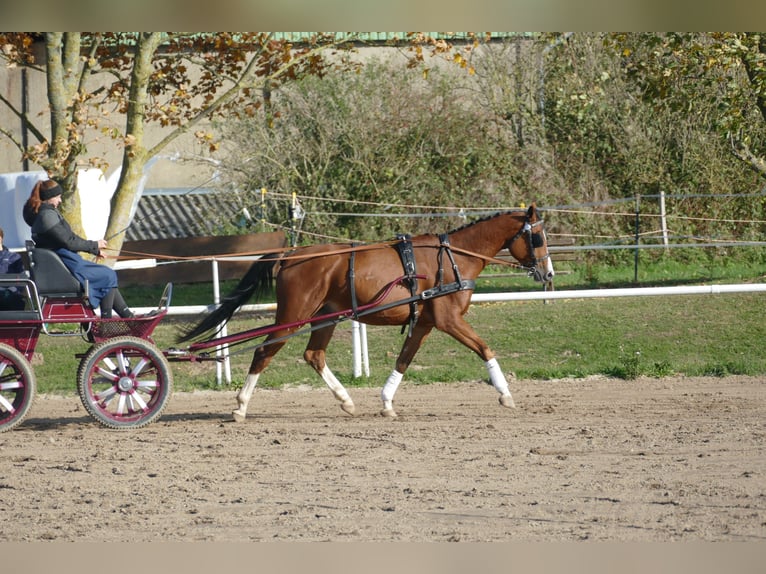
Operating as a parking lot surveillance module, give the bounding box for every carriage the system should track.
[0,242,177,431]
[1,204,552,432]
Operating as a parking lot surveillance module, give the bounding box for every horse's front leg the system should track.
[304,324,355,415]
[380,322,434,417]
[437,314,516,409]
[486,356,515,408]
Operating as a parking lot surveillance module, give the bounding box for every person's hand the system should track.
[97,239,108,259]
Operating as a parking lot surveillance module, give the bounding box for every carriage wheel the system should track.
[76,336,172,430]
[0,343,36,433]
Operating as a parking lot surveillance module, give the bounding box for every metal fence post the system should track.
[634,194,641,283]
[212,258,232,385]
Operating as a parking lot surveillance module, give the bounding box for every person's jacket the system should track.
[27,204,100,256]
[0,246,24,274]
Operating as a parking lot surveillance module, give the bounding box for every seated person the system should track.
[22,178,134,318]
[0,225,26,310]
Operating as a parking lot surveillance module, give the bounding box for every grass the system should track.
[27,255,766,394]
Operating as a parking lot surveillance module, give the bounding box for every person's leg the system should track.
[100,288,116,318]
[112,288,133,318]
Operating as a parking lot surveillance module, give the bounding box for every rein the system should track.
[112,241,399,263]
[112,217,547,273]
[113,240,532,271]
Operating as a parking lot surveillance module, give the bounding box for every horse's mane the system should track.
[445,209,526,235]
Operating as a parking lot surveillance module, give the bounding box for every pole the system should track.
[212,259,232,385]
[260,187,267,232]
[352,321,361,378]
[360,322,369,376]
[634,194,641,283]
[660,189,669,248]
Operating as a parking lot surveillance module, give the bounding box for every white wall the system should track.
[0,168,117,248]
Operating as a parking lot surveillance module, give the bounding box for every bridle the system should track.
[508,216,550,279]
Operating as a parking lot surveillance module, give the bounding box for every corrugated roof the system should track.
[270,32,530,43]
[125,188,261,241]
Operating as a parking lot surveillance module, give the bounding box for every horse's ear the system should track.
[527,202,537,219]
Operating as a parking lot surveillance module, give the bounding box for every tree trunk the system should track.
[104,33,163,262]
[45,33,89,235]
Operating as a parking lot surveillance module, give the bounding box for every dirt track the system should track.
[1,375,764,542]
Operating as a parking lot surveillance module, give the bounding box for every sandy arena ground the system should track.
[1,375,764,542]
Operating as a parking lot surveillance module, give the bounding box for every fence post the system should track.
[352,321,361,377]
[352,321,371,378]
[634,194,641,283]
[659,189,669,248]
[212,259,232,385]
[360,322,369,376]
[260,187,267,232]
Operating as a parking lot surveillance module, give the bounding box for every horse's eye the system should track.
[531,233,544,248]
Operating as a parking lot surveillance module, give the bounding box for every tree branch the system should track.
[145,34,279,158]
[0,125,25,153]
[146,35,356,160]
[730,134,766,177]
[0,90,47,144]
[77,32,102,93]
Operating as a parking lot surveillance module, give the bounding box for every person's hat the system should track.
[40,182,63,201]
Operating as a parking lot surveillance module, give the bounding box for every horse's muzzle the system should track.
[530,259,555,283]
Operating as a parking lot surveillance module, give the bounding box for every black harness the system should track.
[395,234,419,335]
[348,234,475,338]
[507,218,548,276]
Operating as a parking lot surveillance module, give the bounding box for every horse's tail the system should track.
[177,253,280,343]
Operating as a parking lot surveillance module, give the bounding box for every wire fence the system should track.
[241,187,766,272]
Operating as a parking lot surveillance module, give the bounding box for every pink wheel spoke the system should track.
[130,358,150,378]
[129,391,148,412]
[0,395,15,413]
[114,351,128,376]
[116,393,128,414]
[95,366,119,382]
[100,356,118,371]
[0,380,23,391]
[94,386,118,404]
[135,378,158,390]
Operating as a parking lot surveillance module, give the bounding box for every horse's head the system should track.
[505,203,555,284]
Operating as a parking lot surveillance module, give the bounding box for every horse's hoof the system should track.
[499,394,516,409]
[380,408,397,418]
[340,400,356,416]
[232,410,247,423]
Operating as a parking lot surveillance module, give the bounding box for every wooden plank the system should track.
[117,231,287,285]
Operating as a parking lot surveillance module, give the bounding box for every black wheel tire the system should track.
[77,336,172,430]
[0,343,36,432]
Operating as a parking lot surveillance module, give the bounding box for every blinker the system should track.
[531,232,544,248]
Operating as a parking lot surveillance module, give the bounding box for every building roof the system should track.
[125,188,261,241]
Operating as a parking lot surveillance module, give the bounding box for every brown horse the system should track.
[180,203,553,420]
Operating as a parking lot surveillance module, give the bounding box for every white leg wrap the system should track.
[486,358,515,408]
[320,365,350,402]
[486,358,508,393]
[381,370,403,412]
[233,373,260,422]
[320,365,355,415]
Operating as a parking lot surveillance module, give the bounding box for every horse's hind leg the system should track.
[233,372,260,423]
[304,324,355,415]
[379,322,434,417]
[232,336,289,422]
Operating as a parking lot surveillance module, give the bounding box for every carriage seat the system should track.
[25,241,84,298]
